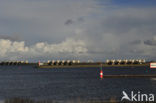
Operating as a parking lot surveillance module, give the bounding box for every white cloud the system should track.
[0,38,87,60]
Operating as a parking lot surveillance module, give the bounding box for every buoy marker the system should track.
[100,64,103,79]
[100,70,103,79]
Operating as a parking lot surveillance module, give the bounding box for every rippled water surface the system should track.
[0,65,156,102]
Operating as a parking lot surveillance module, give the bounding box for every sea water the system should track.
[0,65,156,102]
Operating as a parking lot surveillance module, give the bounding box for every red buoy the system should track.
[100,70,103,79]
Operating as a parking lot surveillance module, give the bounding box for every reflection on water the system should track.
[0,66,155,102]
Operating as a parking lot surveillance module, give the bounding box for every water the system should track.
[0,65,156,102]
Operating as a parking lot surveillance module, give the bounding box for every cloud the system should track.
[64,19,74,25]
[64,18,85,25]
[144,40,156,46]
[0,38,88,60]
[0,34,20,41]
[129,40,141,45]
[144,36,156,46]
[0,0,98,44]
[75,7,156,60]
[0,0,156,61]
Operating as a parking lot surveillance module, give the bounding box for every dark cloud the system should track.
[64,18,85,25]
[64,19,74,25]
[144,39,156,46]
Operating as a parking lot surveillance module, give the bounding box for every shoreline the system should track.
[38,63,150,68]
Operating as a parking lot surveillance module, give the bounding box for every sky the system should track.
[0,0,156,62]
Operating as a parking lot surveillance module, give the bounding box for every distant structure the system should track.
[0,60,29,65]
[47,60,80,66]
[0,59,147,66]
[106,59,146,65]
